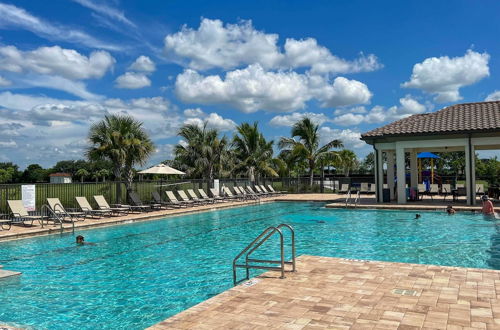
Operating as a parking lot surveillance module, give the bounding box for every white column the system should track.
[471,144,476,205]
[465,144,473,205]
[396,146,406,204]
[386,151,395,200]
[410,149,418,188]
[376,148,384,202]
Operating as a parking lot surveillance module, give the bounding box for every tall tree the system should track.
[232,122,277,182]
[279,117,343,185]
[336,149,359,177]
[174,122,229,183]
[86,115,154,193]
[75,168,89,183]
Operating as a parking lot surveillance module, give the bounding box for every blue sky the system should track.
[0,0,499,168]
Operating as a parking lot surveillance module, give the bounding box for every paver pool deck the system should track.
[151,255,500,330]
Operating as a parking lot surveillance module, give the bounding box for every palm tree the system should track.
[279,117,343,186]
[232,122,277,182]
[98,169,110,182]
[86,115,154,194]
[174,122,229,183]
[75,168,89,183]
[336,149,359,177]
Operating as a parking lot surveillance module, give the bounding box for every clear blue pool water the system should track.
[1,202,499,329]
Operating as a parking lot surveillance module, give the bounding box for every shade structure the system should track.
[417,152,440,159]
[138,164,185,175]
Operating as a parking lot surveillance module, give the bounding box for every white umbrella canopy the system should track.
[138,164,185,175]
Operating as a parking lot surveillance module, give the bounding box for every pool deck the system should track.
[324,196,494,212]
[151,255,500,330]
[0,193,496,242]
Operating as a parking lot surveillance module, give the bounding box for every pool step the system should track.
[0,269,21,279]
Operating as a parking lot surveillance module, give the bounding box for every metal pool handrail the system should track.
[232,223,295,286]
[40,204,74,232]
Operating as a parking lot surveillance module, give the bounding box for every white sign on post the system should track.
[213,179,220,196]
[22,184,36,212]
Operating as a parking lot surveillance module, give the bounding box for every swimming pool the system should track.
[0,202,499,329]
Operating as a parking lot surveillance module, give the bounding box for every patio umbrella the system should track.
[138,164,185,175]
[417,152,440,184]
[139,164,185,192]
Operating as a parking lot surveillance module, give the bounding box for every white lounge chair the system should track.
[210,188,227,202]
[441,184,452,201]
[47,197,85,221]
[177,190,200,205]
[254,185,270,197]
[199,189,220,203]
[75,196,111,218]
[165,191,191,207]
[7,200,47,226]
[187,189,207,204]
[339,184,350,194]
[476,184,485,195]
[267,185,285,195]
[222,187,240,201]
[259,185,277,196]
[360,183,370,194]
[94,195,129,215]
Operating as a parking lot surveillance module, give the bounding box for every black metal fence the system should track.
[0,174,496,214]
[0,176,362,214]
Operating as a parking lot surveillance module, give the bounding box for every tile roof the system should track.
[361,101,500,139]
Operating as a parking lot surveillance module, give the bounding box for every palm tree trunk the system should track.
[249,167,255,183]
[309,160,314,186]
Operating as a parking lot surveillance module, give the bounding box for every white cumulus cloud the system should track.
[165,18,283,70]
[0,45,115,80]
[318,77,372,107]
[270,112,329,127]
[129,55,156,72]
[332,113,365,126]
[175,64,311,113]
[402,50,490,103]
[175,64,373,113]
[364,96,427,124]
[115,72,151,89]
[319,127,367,150]
[164,18,381,74]
[183,108,205,117]
[183,110,236,131]
[485,91,500,101]
[284,38,381,74]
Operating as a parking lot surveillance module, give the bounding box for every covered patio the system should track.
[361,101,500,205]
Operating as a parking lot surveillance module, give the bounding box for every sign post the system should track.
[213,179,220,195]
[22,184,36,212]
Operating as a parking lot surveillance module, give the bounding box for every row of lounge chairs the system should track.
[1,185,285,230]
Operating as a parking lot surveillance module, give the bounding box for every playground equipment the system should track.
[417,152,440,184]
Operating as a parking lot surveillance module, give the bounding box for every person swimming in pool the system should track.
[76,235,95,245]
[482,195,496,215]
[446,205,456,215]
[415,214,421,219]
